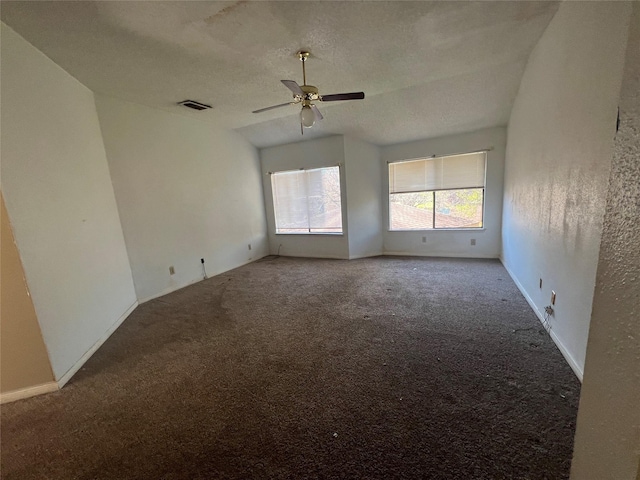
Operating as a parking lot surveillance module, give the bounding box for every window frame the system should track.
[270,165,344,236]
[387,151,487,232]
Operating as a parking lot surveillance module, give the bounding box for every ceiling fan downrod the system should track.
[298,50,309,86]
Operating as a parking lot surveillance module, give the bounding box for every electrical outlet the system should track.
[248,243,252,250]
[169,266,175,275]
[551,291,556,305]
[470,238,476,246]
[422,236,427,243]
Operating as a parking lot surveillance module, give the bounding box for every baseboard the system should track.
[500,259,584,382]
[349,251,383,260]
[548,328,583,382]
[271,253,349,260]
[383,251,499,259]
[138,278,205,304]
[0,381,59,404]
[139,255,270,304]
[56,301,138,388]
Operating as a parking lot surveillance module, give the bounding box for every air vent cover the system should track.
[178,100,212,111]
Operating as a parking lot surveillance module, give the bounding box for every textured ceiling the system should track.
[1,1,558,148]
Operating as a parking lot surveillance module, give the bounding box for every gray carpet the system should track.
[1,256,581,479]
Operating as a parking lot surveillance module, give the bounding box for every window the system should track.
[389,151,486,230]
[271,166,343,234]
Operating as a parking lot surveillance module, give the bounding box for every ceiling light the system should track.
[300,105,315,127]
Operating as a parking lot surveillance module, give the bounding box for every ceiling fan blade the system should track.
[311,104,323,121]
[281,80,304,96]
[252,102,295,114]
[321,92,365,102]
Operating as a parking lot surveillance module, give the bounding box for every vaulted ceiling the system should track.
[1,1,558,148]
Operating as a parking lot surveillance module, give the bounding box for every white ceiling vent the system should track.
[177,100,212,111]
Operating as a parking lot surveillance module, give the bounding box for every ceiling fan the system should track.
[252,50,365,134]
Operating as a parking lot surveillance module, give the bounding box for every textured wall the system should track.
[571,2,640,477]
[0,194,54,393]
[500,2,631,377]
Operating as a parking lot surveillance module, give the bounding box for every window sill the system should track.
[388,228,486,232]
[275,232,344,236]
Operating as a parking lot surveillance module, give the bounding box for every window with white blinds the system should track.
[271,166,343,234]
[389,152,486,194]
[389,151,486,230]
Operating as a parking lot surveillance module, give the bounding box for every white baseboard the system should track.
[0,381,59,404]
[138,255,271,304]
[548,328,583,382]
[349,251,383,260]
[271,253,349,260]
[382,251,499,259]
[500,259,584,382]
[56,301,138,388]
[138,278,205,304]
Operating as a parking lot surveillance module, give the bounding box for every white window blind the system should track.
[271,166,343,234]
[389,151,486,194]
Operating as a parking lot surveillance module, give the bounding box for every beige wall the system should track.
[1,194,54,392]
[570,2,640,478]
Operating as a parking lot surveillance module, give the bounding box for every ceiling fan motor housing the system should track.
[299,85,319,105]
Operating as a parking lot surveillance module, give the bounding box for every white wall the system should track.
[571,3,640,477]
[381,127,506,258]
[344,137,383,259]
[95,95,269,302]
[260,136,350,259]
[0,24,137,382]
[500,2,631,378]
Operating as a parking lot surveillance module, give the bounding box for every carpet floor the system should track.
[1,256,581,479]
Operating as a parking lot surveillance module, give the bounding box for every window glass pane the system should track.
[271,166,342,234]
[272,170,309,233]
[434,188,484,229]
[389,192,434,230]
[307,167,342,233]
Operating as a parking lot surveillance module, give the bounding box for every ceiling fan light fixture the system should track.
[252,49,365,135]
[300,105,315,127]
